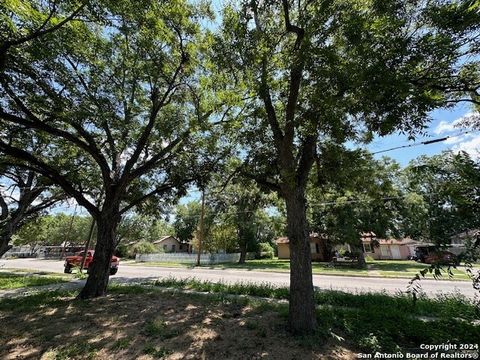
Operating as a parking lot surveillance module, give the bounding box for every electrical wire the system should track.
[371,130,476,155]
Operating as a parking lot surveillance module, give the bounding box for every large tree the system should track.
[214,0,480,333]
[0,0,220,298]
[400,151,480,244]
[309,149,403,266]
[208,175,272,263]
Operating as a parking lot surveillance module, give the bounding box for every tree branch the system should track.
[120,180,194,215]
[0,142,98,216]
[251,1,283,148]
[0,1,87,56]
[282,0,305,142]
[128,130,190,180]
[0,98,111,185]
[122,33,189,178]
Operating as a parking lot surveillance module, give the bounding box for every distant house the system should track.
[362,235,419,260]
[152,236,190,253]
[275,233,330,261]
[448,229,479,255]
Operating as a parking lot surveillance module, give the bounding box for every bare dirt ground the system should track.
[0,289,356,360]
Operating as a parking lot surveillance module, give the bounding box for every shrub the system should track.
[115,243,130,258]
[257,242,274,259]
[129,241,159,258]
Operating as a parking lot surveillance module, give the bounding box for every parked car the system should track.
[424,250,459,265]
[64,250,120,275]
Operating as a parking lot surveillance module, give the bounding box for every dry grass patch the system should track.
[0,287,354,360]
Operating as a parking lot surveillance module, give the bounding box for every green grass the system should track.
[153,277,290,299]
[152,277,480,321]
[152,278,480,353]
[129,261,189,268]
[0,283,478,356]
[0,271,70,290]
[131,258,477,281]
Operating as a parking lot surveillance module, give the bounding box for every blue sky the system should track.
[368,104,479,166]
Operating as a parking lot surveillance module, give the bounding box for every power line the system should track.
[371,130,476,155]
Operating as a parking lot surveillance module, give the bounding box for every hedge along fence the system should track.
[135,252,256,264]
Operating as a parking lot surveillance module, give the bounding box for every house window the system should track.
[363,243,372,253]
[310,243,316,253]
[315,243,320,254]
[172,245,176,252]
[163,245,167,251]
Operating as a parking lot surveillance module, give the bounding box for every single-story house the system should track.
[362,236,419,260]
[276,233,330,261]
[152,236,190,253]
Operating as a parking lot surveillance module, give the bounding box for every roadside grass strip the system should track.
[130,259,476,281]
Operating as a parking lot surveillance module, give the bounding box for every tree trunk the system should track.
[357,241,366,268]
[284,186,316,334]
[238,239,247,264]
[0,234,12,258]
[78,203,120,299]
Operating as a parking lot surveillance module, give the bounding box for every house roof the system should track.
[363,237,419,245]
[152,236,179,245]
[275,233,327,244]
[450,229,480,242]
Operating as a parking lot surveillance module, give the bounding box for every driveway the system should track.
[1,258,477,298]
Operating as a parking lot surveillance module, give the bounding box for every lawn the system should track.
[132,258,477,281]
[0,282,478,359]
[0,271,70,290]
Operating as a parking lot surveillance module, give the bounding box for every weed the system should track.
[54,342,97,360]
[143,344,172,358]
[358,333,381,353]
[112,337,131,350]
[143,317,178,339]
[245,319,259,330]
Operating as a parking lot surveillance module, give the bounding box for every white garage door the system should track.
[390,245,401,259]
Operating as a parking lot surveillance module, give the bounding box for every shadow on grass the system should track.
[0,272,70,290]
[0,284,478,359]
[0,286,341,359]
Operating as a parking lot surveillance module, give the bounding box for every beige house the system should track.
[152,236,190,253]
[276,233,330,261]
[362,236,419,260]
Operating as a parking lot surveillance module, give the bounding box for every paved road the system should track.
[1,258,477,298]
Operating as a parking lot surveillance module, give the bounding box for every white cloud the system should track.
[434,112,479,134]
[443,133,475,145]
[452,133,480,160]
[434,120,458,134]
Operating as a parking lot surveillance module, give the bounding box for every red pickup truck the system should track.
[64,250,119,275]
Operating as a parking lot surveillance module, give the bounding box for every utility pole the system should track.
[80,218,95,272]
[61,203,77,259]
[196,189,205,267]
